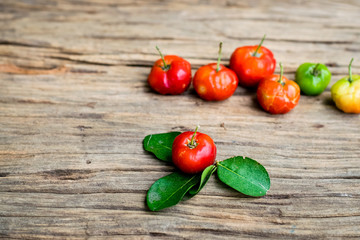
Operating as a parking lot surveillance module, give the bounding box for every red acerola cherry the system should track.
[257,63,300,114]
[172,127,216,174]
[148,46,192,95]
[193,42,239,101]
[230,35,276,88]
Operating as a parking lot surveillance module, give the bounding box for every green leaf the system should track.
[217,156,270,197]
[143,132,181,162]
[188,165,217,196]
[147,172,200,211]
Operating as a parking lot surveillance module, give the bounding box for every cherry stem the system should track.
[348,58,354,83]
[312,63,320,76]
[277,62,285,86]
[188,125,199,149]
[156,46,169,70]
[252,34,266,57]
[216,42,223,73]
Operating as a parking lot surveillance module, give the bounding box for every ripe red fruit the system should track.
[148,46,192,95]
[257,63,300,114]
[193,42,239,101]
[172,127,216,174]
[230,35,276,88]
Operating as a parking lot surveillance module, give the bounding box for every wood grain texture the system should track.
[0,0,360,239]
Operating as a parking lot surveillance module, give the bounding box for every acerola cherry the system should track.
[172,126,216,174]
[148,46,192,95]
[193,42,239,101]
[230,35,276,88]
[331,58,360,113]
[257,63,300,114]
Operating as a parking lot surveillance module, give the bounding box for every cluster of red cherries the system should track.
[148,36,300,114]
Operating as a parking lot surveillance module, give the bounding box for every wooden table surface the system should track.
[1,0,360,239]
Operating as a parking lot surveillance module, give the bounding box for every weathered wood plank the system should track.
[1,0,360,239]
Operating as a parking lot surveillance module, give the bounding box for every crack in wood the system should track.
[41,169,95,181]
[75,125,93,131]
[0,64,68,75]
[0,40,54,49]
[48,56,116,66]
[0,172,10,177]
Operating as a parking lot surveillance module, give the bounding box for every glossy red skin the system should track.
[172,131,217,174]
[193,63,239,101]
[230,45,276,88]
[257,75,300,114]
[148,55,192,95]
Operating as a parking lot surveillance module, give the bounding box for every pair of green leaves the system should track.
[144,131,270,211]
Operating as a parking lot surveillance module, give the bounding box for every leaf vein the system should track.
[218,163,267,191]
[146,135,152,148]
[156,175,197,210]
[158,143,172,151]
